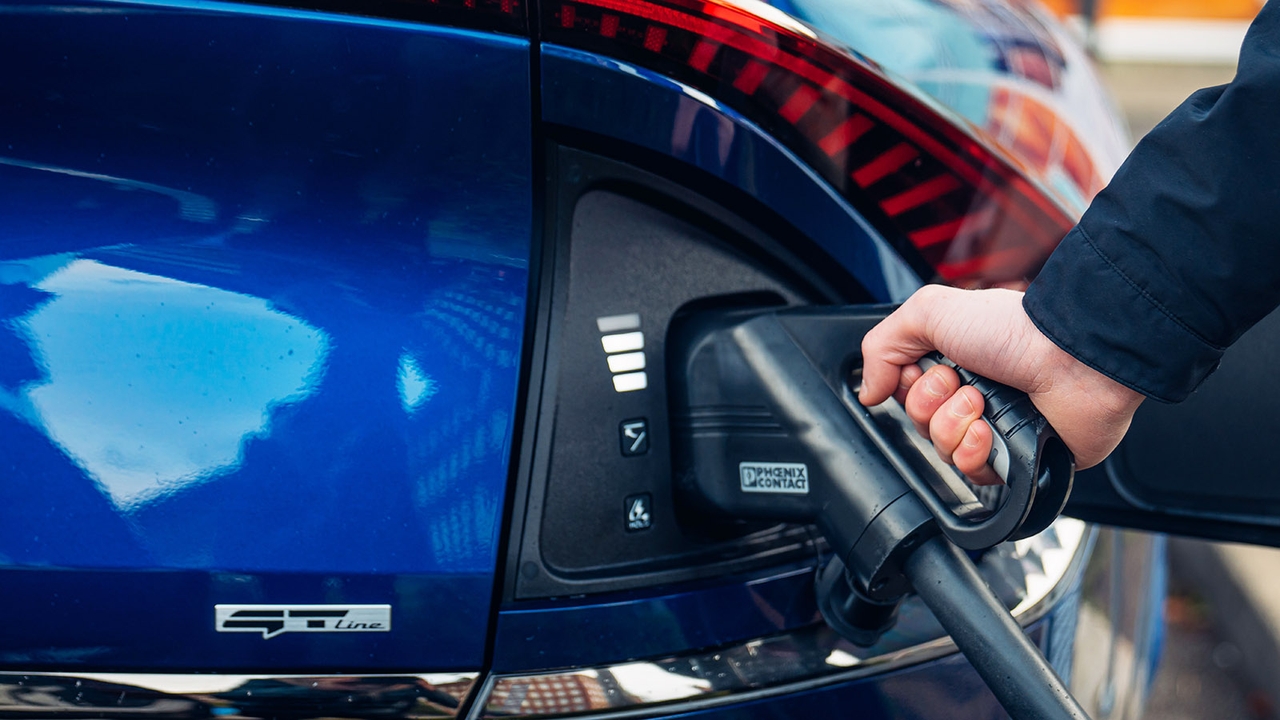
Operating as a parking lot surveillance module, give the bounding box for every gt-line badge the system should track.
[216,605,391,639]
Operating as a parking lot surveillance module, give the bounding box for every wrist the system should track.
[1028,319,1143,414]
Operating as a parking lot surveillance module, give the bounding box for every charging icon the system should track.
[625,493,652,532]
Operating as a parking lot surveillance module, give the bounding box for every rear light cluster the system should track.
[542,0,1076,287]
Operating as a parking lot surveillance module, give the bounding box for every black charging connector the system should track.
[669,304,1087,720]
[670,306,937,601]
[814,556,902,647]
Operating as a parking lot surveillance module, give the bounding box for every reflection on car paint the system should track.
[0,155,219,224]
[398,352,439,414]
[0,239,525,577]
[1067,529,1166,720]
[6,258,329,510]
[0,671,479,719]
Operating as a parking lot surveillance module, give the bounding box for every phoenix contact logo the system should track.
[215,605,391,639]
[739,462,809,494]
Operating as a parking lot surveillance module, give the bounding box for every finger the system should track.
[954,419,1002,486]
[905,365,960,439]
[892,363,924,406]
[927,385,985,465]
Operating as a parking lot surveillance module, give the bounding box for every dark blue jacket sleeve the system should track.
[1023,1,1280,403]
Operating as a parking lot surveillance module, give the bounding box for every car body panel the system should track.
[0,0,531,670]
[492,564,819,672]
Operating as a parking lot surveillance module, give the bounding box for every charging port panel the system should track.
[506,146,865,599]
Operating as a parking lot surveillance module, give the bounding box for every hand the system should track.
[858,285,1145,483]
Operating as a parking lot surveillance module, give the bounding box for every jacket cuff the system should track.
[1024,225,1224,403]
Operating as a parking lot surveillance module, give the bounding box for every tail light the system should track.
[541,0,1076,287]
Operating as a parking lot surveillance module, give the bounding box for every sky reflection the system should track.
[397,351,437,414]
[11,258,328,509]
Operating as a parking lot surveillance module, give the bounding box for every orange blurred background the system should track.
[1037,0,1264,19]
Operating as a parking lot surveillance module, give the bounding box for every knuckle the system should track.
[955,440,987,471]
[928,415,959,460]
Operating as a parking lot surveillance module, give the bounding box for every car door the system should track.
[0,0,531,688]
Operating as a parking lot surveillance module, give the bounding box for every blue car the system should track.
[4,0,1270,716]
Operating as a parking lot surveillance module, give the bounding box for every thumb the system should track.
[858,292,942,406]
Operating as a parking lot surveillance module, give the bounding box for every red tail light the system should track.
[541,0,1076,287]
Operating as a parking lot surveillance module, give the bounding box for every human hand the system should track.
[858,285,1145,483]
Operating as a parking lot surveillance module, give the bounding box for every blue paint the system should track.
[0,0,531,670]
[0,568,491,669]
[493,565,821,672]
[494,550,1069,675]
[540,45,923,303]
